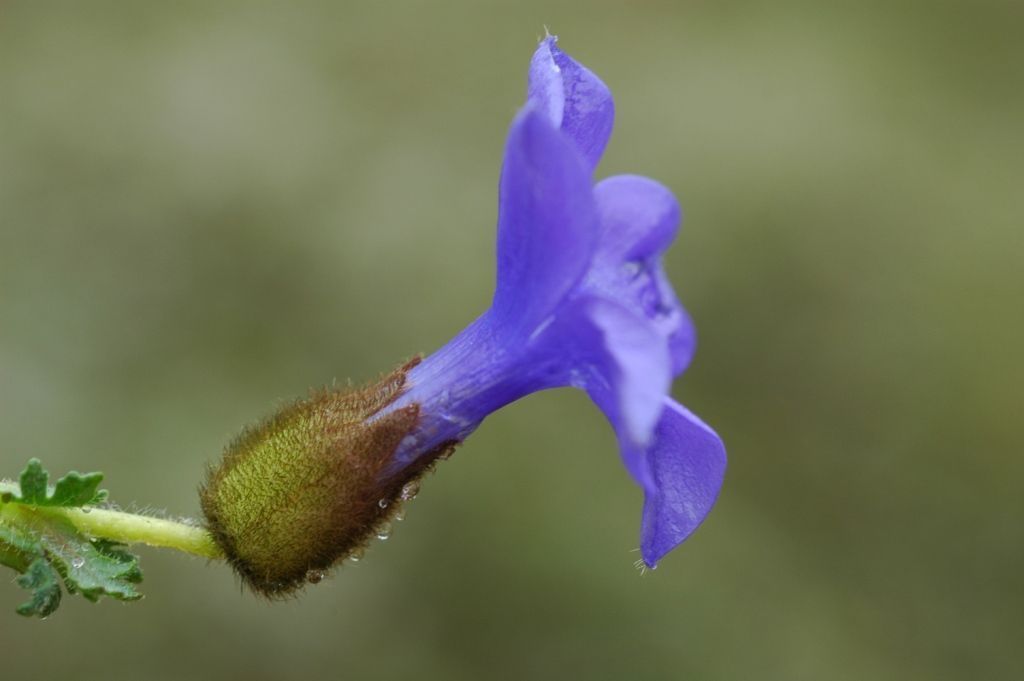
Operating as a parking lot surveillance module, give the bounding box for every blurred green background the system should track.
[1,1,1021,679]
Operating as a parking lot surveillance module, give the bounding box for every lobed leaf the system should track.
[42,528,143,603]
[17,459,49,505]
[15,558,62,617]
[2,459,142,617]
[11,458,107,508]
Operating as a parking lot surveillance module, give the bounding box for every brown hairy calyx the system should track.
[200,358,455,596]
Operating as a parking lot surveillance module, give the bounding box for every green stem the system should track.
[46,506,222,559]
[0,482,223,560]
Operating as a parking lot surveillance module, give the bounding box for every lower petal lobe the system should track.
[565,297,673,489]
[639,399,726,567]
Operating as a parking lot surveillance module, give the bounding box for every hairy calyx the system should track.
[200,358,455,596]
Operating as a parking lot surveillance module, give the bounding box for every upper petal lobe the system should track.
[528,36,615,171]
[491,106,599,334]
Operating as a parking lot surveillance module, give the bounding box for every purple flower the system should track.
[382,37,726,568]
[202,37,725,595]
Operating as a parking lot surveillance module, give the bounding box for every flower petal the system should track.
[586,175,695,374]
[528,36,615,171]
[666,305,697,376]
[531,296,671,489]
[491,106,598,333]
[581,298,671,450]
[592,175,680,264]
[639,399,726,568]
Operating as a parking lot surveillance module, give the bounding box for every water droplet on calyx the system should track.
[376,522,392,540]
[70,557,85,569]
[400,481,420,501]
[377,498,389,509]
[306,569,326,584]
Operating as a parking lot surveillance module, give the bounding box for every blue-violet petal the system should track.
[492,106,598,333]
[528,36,615,172]
[639,399,727,567]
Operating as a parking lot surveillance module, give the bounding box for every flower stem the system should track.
[52,506,222,559]
[0,482,223,560]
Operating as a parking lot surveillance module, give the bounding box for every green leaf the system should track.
[50,471,107,507]
[0,538,32,573]
[17,459,49,505]
[2,459,142,617]
[0,517,42,555]
[16,558,62,618]
[41,525,143,603]
[12,458,107,508]
[2,514,143,615]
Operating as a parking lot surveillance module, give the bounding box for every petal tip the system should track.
[526,36,614,170]
[638,400,727,566]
